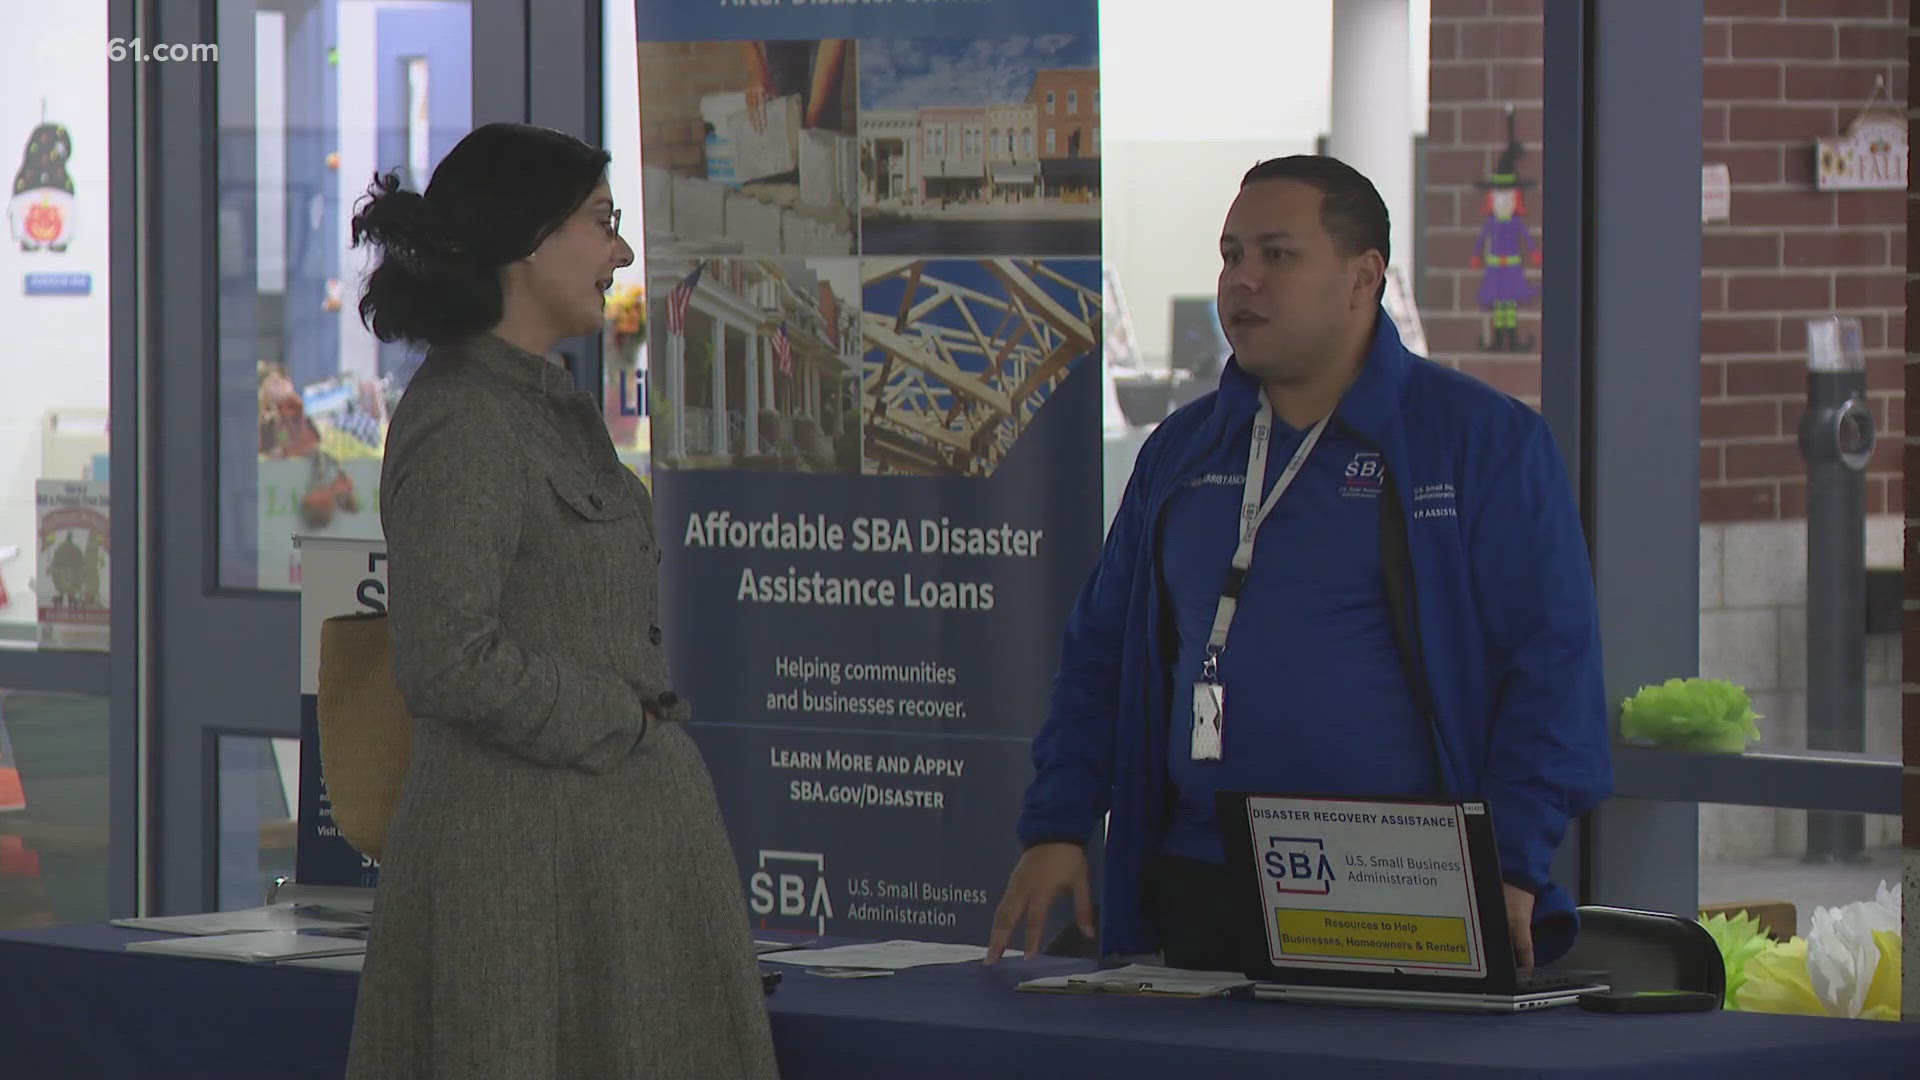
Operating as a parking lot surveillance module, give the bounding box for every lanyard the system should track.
[1201,400,1329,682]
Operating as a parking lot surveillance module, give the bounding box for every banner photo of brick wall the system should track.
[633,0,1102,944]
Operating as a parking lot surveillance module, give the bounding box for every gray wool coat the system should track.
[344,332,779,1079]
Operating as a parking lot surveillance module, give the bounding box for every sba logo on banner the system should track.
[748,850,834,933]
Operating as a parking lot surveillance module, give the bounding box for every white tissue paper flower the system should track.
[1805,881,1901,1019]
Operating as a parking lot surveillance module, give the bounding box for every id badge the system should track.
[1190,680,1224,761]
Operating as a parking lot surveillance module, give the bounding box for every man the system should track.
[986,156,1610,973]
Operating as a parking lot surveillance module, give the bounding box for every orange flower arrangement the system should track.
[606,281,647,348]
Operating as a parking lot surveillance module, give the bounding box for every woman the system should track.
[343,122,779,1079]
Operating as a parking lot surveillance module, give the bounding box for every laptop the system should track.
[1213,790,1609,1012]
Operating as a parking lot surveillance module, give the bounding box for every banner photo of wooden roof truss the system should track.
[860,258,1101,477]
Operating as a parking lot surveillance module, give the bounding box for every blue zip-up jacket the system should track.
[1018,309,1612,964]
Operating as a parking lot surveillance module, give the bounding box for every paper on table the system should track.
[124,926,369,964]
[266,882,376,915]
[758,939,1017,970]
[279,952,366,973]
[112,902,370,936]
[1018,963,1253,998]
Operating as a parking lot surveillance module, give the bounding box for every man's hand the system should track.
[1503,882,1535,973]
[985,842,1092,964]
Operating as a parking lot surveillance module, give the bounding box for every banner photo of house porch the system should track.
[633,0,1102,944]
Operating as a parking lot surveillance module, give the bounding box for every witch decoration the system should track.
[1470,105,1540,352]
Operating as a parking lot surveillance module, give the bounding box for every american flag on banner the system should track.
[817,282,839,350]
[773,322,792,374]
[666,261,705,335]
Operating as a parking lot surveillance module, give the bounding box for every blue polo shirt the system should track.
[1157,412,1438,864]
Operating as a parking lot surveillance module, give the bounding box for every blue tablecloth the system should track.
[3,923,1918,1079]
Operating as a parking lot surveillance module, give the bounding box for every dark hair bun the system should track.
[350,170,496,348]
[352,171,469,274]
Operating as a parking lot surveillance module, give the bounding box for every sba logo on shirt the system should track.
[1342,452,1384,498]
[1264,837,1337,895]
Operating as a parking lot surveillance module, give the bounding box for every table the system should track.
[4,923,1919,1079]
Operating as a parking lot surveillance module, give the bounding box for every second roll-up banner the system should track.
[634,0,1102,943]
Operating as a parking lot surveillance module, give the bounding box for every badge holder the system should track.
[1191,648,1223,761]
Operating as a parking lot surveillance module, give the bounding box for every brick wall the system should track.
[1423,0,1547,406]
[636,42,756,174]
[1905,0,1919,1023]
[1029,69,1102,161]
[639,42,862,179]
[1702,0,1908,525]
[1424,0,1908,528]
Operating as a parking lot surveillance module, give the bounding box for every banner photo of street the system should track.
[637,39,860,258]
[858,36,1099,256]
[634,0,1102,948]
[860,257,1101,477]
[647,256,864,475]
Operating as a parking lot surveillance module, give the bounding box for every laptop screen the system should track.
[1216,792,1513,986]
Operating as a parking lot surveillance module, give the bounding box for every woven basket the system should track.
[315,611,412,861]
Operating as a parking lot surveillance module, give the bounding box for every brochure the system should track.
[758,939,1015,970]
[279,952,366,973]
[1016,963,1253,998]
[124,926,369,964]
[112,902,370,936]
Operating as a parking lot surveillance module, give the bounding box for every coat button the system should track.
[648,625,663,645]
[588,492,604,509]
[656,690,678,708]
